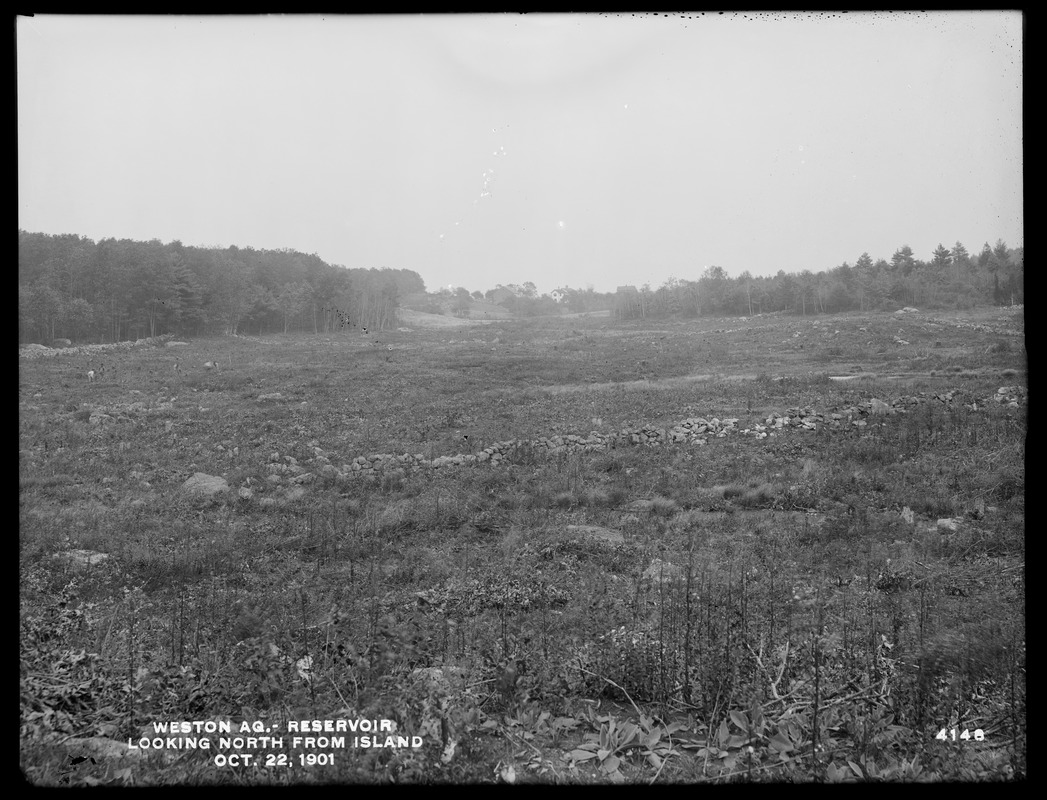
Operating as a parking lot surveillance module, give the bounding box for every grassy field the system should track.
[19,306,1025,784]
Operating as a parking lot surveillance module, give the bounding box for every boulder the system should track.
[182,472,229,497]
[868,398,891,416]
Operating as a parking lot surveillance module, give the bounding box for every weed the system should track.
[19,309,1025,784]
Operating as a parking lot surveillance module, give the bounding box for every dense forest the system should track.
[17,231,424,344]
[18,230,1022,344]
[611,240,1023,321]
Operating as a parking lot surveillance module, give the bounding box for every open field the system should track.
[20,306,1025,784]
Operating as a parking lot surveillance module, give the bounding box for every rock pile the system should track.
[125,383,1016,499]
[929,317,1022,337]
[247,386,1027,489]
[18,334,174,359]
[995,386,1024,407]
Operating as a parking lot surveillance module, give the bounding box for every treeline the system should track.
[18,231,426,343]
[409,282,617,319]
[18,230,1023,343]
[614,240,1023,320]
[481,283,615,317]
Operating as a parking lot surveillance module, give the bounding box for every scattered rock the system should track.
[321,385,1022,481]
[936,518,962,533]
[181,472,229,497]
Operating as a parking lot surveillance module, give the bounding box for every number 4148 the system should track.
[936,728,985,742]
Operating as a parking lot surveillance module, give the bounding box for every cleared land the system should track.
[20,306,1025,784]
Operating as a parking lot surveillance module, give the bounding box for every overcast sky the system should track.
[18,12,1022,295]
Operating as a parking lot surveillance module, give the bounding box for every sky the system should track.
[18,12,1022,296]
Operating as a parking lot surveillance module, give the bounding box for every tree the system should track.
[738,271,755,316]
[207,252,252,334]
[931,244,952,270]
[891,245,916,275]
[64,297,96,341]
[992,238,1009,274]
[949,241,972,289]
[170,260,206,335]
[276,282,310,333]
[795,270,816,315]
[613,286,642,320]
[22,280,65,342]
[851,253,873,311]
[771,271,795,313]
[698,266,729,315]
[1004,247,1023,305]
[244,285,278,334]
[978,242,993,268]
[750,278,769,315]
[452,293,471,318]
[680,279,701,316]
[560,287,584,313]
